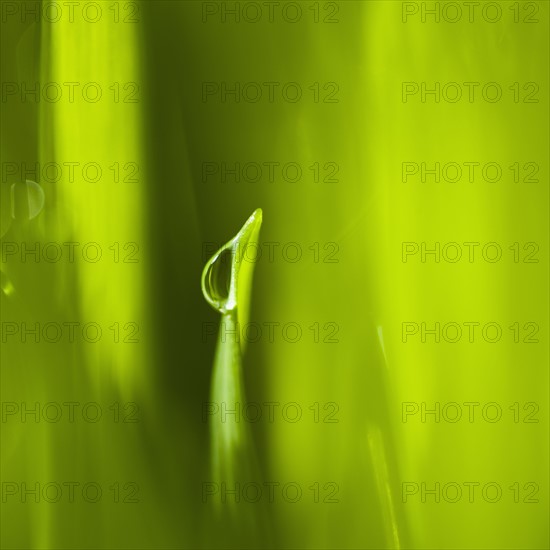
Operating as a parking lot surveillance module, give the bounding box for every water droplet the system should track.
[203,248,233,312]
[11,180,45,220]
[201,209,263,317]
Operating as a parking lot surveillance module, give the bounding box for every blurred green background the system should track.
[1,1,548,548]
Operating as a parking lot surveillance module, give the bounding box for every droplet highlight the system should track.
[11,180,45,220]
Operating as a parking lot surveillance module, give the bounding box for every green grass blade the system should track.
[201,210,270,546]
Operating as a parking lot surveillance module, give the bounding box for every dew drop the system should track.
[201,209,263,316]
[11,180,45,220]
[203,248,233,312]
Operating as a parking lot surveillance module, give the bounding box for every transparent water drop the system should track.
[201,209,263,316]
[203,248,233,312]
[11,180,45,220]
